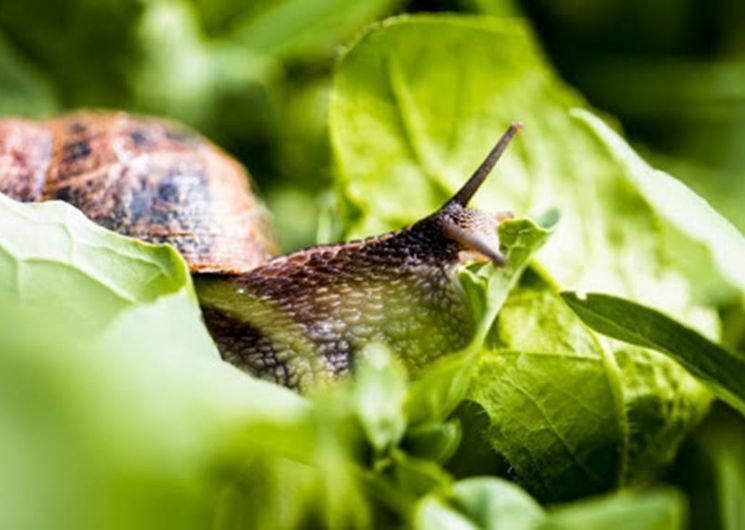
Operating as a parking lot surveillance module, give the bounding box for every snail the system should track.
[0,111,521,389]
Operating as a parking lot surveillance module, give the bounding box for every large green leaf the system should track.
[0,301,376,530]
[562,291,745,417]
[329,13,715,501]
[330,14,713,323]
[0,194,372,530]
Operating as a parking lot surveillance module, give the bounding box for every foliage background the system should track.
[1,1,745,529]
[3,0,744,251]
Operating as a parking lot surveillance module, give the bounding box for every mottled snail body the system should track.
[0,111,520,389]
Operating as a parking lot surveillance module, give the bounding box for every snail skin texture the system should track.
[0,110,521,390]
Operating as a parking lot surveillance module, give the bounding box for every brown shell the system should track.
[0,110,279,273]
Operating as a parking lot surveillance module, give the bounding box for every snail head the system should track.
[438,121,522,266]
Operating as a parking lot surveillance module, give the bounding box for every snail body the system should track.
[0,111,520,389]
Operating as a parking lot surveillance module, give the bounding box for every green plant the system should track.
[1,8,745,530]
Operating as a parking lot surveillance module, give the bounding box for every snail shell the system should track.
[0,110,278,273]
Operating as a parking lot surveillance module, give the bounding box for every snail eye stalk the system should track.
[446,121,523,208]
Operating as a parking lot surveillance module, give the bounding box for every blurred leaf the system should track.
[135,0,277,130]
[0,0,142,107]
[414,496,478,530]
[185,0,401,61]
[0,31,58,116]
[450,478,545,530]
[459,0,520,17]
[0,299,372,530]
[414,476,683,530]
[404,420,462,463]
[0,193,373,530]
[266,185,322,251]
[540,489,686,530]
[185,0,276,36]
[652,153,745,246]
[405,350,478,429]
[354,344,408,453]
[562,292,745,417]
[232,0,401,61]
[672,405,745,530]
[369,448,453,522]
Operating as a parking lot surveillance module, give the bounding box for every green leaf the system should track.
[414,476,683,530]
[330,14,714,325]
[413,478,543,530]
[613,346,711,486]
[468,275,710,502]
[0,300,374,530]
[369,449,453,521]
[0,194,371,530]
[562,291,745,417]
[232,0,401,61]
[460,0,521,17]
[404,420,463,463]
[0,193,204,341]
[405,218,550,426]
[470,279,628,501]
[405,349,482,428]
[354,343,408,453]
[672,405,745,530]
[450,478,545,530]
[575,110,745,307]
[540,489,686,530]
[462,218,553,347]
[330,13,714,502]
[0,31,58,116]
[414,496,479,530]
